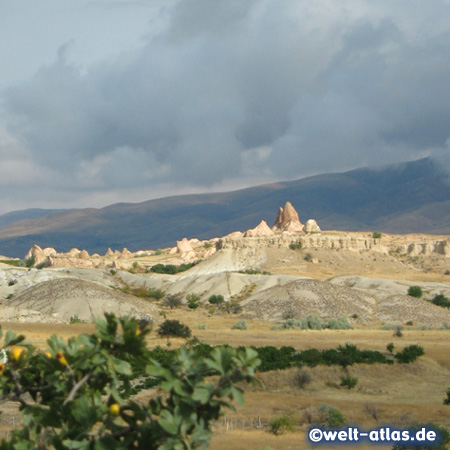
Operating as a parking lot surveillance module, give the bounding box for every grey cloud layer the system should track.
[2,0,450,211]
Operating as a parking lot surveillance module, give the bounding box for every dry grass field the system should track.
[1,307,449,449]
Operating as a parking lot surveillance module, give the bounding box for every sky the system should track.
[1,0,450,214]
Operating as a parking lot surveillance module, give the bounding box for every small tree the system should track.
[407,286,423,298]
[157,319,192,339]
[269,414,295,435]
[163,293,183,309]
[208,294,224,305]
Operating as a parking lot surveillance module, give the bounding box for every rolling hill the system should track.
[0,157,448,257]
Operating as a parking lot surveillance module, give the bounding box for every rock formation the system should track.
[78,250,89,260]
[105,248,114,257]
[177,238,194,254]
[304,219,321,234]
[272,202,304,233]
[244,220,274,237]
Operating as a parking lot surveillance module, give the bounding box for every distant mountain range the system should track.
[0,158,449,257]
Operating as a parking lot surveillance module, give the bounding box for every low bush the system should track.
[274,316,353,330]
[221,301,243,314]
[237,269,271,275]
[289,241,302,250]
[340,375,358,389]
[119,285,165,301]
[150,261,199,274]
[157,320,191,339]
[407,286,423,298]
[319,404,346,428]
[232,320,248,330]
[372,232,382,239]
[392,423,450,450]
[163,293,183,309]
[69,315,83,324]
[394,344,424,363]
[208,294,224,305]
[431,294,450,308]
[269,414,295,435]
[327,317,353,330]
[295,368,312,389]
[304,253,313,262]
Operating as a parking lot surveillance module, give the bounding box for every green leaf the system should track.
[158,410,180,435]
[4,330,25,347]
[63,440,91,450]
[110,357,132,376]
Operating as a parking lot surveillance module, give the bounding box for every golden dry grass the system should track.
[1,309,450,449]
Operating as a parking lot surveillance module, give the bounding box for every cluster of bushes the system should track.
[273,315,353,330]
[119,285,165,300]
[431,294,450,308]
[289,241,302,250]
[150,261,200,274]
[0,256,36,268]
[237,269,271,275]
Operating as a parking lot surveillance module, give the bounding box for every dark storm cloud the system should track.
[2,0,450,211]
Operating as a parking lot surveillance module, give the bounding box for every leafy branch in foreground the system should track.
[0,314,260,449]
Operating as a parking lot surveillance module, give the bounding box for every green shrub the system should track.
[442,322,450,330]
[154,249,163,255]
[186,293,200,309]
[24,255,36,267]
[431,294,450,308]
[387,342,395,353]
[340,375,358,389]
[319,404,346,428]
[196,324,207,330]
[157,320,192,339]
[327,317,353,330]
[237,269,271,275]
[289,241,302,250]
[407,286,423,298]
[372,232,382,239]
[163,293,183,309]
[394,344,424,363]
[150,261,199,274]
[295,368,312,389]
[0,315,259,449]
[445,270,450,275]
[208,294,225,305]
[221,301,243,314]
[0,259,25,267]
[304,253,313,262]
[392,423,450,450]
[232,320,248,330]
[120,285,165,301]
[393,326,403,338]
[204,242,213,249]
[69,315,83,324]
[269,414,295,435]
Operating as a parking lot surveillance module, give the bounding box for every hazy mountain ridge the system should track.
[0,158,448,257]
